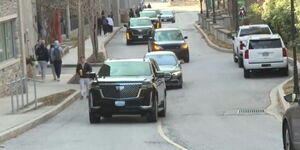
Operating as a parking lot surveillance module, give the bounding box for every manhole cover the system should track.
[224,109,265,116]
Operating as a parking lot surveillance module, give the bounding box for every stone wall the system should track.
[0,59,22,97]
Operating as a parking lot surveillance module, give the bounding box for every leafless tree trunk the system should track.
[77,0,85,62]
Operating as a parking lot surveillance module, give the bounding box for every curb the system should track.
[0,91,80,144]
[193,23,232,53]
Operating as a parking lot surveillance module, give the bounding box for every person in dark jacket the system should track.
[50,40,63,81]
[76,56,92,100]
[35,40,49,80]
[129,8,135,18]
[147,3,152,8]
[135,7,140,17]
[97,14,103,36]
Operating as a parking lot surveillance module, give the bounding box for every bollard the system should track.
[21,79,24,108]
[34,79,37,109]
[10,85,14,113]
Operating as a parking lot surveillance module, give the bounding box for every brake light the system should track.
[240,41,244,50]
[126,32,131,40]
[244,50,249,59]
[153,44,161,51]
[180,43,189,50]
[282,48,287,57]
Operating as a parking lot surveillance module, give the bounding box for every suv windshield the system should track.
[98,62,152,77]
[146,54,177,66]
[249,39,282,49]
[154,30,184,41]
[240,27,271,37]
[140,11,157,18]
[130,19,152,27]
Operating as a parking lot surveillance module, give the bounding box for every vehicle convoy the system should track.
[124,17,154,45]
[243,34,288,78]
[231,24,273,68]
[148,28,190,63]
[160,10,175,23]
[88,59,167,123]
[140,10,161,29]
[145,51,183,88]
[282,94,300,150]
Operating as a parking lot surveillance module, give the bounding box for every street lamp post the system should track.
[290,0,300,96]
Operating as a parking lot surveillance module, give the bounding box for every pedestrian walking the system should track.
[107,15,114,33]
[76,56,92,100]
[34,40,42,75]
[97,13,103,36]
[50,40,63,81]
[102,15,109,35]
[129,8,135,18]
[135,7,140,17]
[35,40,49,80]
[49,44,57,80]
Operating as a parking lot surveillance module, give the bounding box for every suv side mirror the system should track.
[284,93,298,103]
[227,33,235,40]
[184,36,188,39]
[87,72,97,79]
[124,24,128,28]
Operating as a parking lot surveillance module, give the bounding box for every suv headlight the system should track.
[172,71,182,76]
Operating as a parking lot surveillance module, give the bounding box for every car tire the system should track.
[283,124,295,150]
[281,67,289,76]
[158,94,167,117]
[147,95,158,122]
[89,111,101,124]
[177,76,183,89]
[238,58,243,68]
[183,57,190,63]
[244,69,250,78]
[172,20,175,23]
[126,40,131,45]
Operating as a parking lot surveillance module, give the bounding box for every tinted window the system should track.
[146,54,177,66]
[130,19,152,27]
[99,62,152,77]
[239,27,271,37]
[140,11,157,18]
[249,39,282,49]
[154,30,184,41]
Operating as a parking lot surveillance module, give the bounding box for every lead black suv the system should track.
[124,17,154,45]
[88,59,168,123]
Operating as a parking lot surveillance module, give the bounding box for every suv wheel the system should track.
[126,40,131,45]
[183,57,190,63]
[147,95,158,122]
[233,54,238,63]
[238,58,243,68]
[178,76,183,89]
[283,124,294,150]
[89,111,101,124]
[244,69,250,78]
[158,94,167,117]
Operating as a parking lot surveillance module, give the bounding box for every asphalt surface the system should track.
[2,12,289,150]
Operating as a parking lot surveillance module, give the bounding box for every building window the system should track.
[0,20,17,63]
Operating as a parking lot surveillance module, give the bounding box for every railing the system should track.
[6,77,42,113]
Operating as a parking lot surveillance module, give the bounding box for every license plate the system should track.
[261,64,271,67]
[115,101,125,107]
[138,35,143,39]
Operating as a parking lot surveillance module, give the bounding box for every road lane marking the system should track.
[157,120,188,150]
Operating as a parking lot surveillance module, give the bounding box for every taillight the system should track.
[282,48,287,57]
[240,41,244,50]
[244,50,249,59]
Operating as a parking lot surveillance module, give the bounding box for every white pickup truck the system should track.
[232,24,273,68]
[243,34,288,78]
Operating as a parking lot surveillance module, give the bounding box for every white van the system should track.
[243,34,288,78]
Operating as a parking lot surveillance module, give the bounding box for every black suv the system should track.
[124,17,154,45]
[148,28,190,63]
[88,59,168,123]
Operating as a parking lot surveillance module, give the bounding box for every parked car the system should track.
[230,24,273,68]
[282,93,300,150]
[243,34,288,78]
[140,10,161,29]
[148,28,190,63]
[88,59,168,123]
[124,17,154,45]
[145,51,183,88]
[160,10,175,23]
[142,8,161,17]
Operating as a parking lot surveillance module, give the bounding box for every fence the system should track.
[6,77,41,113]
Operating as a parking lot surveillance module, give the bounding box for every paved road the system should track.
[3,12,288,150]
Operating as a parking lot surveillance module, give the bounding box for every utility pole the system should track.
[206,0,209,18]
[112,0,121,26]
[212,0,216,23]
[17,0,27,78]
[232,0,239,31]
[291,0,299,95]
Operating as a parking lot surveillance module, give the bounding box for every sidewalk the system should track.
[0,27,122,144]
